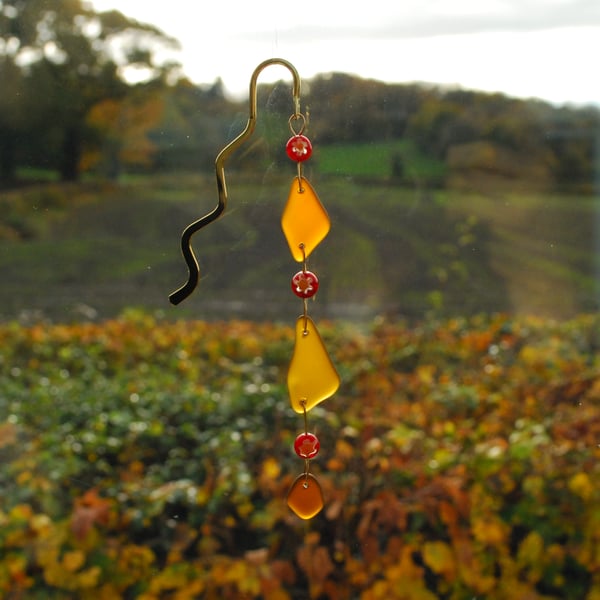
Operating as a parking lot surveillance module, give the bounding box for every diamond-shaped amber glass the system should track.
[281,177,331,262]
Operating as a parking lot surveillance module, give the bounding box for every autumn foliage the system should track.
[0,311,599,598]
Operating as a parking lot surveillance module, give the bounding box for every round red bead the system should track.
[291,270,319,298]
[294,432,320,459]
[286,135,312,162]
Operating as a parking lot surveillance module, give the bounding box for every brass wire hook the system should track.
[169,58,302,305]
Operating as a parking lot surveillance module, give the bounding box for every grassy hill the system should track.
[0,162,597,322]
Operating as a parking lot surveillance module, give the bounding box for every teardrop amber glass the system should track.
[287,316,340,414]
[287,473,324,519]
[281,177,331,262]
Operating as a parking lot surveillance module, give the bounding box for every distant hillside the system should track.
[0,173,596,322]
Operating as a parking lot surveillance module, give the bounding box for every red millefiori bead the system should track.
[291,270,319,298]
[286,134,312,162]
[294,432,320,459]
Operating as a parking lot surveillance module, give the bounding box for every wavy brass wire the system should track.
[169,58,302,305]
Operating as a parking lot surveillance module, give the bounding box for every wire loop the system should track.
[288,112,306,136]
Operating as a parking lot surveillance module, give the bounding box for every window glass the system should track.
[1,2,598,598]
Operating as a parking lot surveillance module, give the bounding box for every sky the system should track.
[88,0,600,106]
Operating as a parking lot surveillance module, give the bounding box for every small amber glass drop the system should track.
[281,177,330,262]
[287,473,324,519]
[294,432,320,459]
[288,316,340,414]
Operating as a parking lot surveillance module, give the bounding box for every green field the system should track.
[0,155,598,322]
[316,140,446,182]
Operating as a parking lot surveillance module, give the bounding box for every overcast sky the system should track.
[88,0,599,106]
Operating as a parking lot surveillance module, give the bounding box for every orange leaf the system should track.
[0,422,18,448]
[569,472,593,501]
[70,489,112,541]
[297,545,334,586]
[62,550,85,573]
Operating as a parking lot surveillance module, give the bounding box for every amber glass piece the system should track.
[287,473,324,519]
[281,177,331,262]
[288,316,340,414]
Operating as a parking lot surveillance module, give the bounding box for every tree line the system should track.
[0,0,178,182]
[1,0,598,190]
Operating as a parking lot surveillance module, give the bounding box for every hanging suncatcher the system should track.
[169,58,340,519]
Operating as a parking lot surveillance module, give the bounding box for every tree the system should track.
[0,56,26,182]
[0,0,179,182]
[146,78,242,173]
[84,86,165,178]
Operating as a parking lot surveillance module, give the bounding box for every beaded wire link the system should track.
[288,113,307,192]
[299,244,309,334]
[301,402,310,486]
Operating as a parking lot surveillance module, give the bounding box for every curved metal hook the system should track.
[169,58,302,305]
